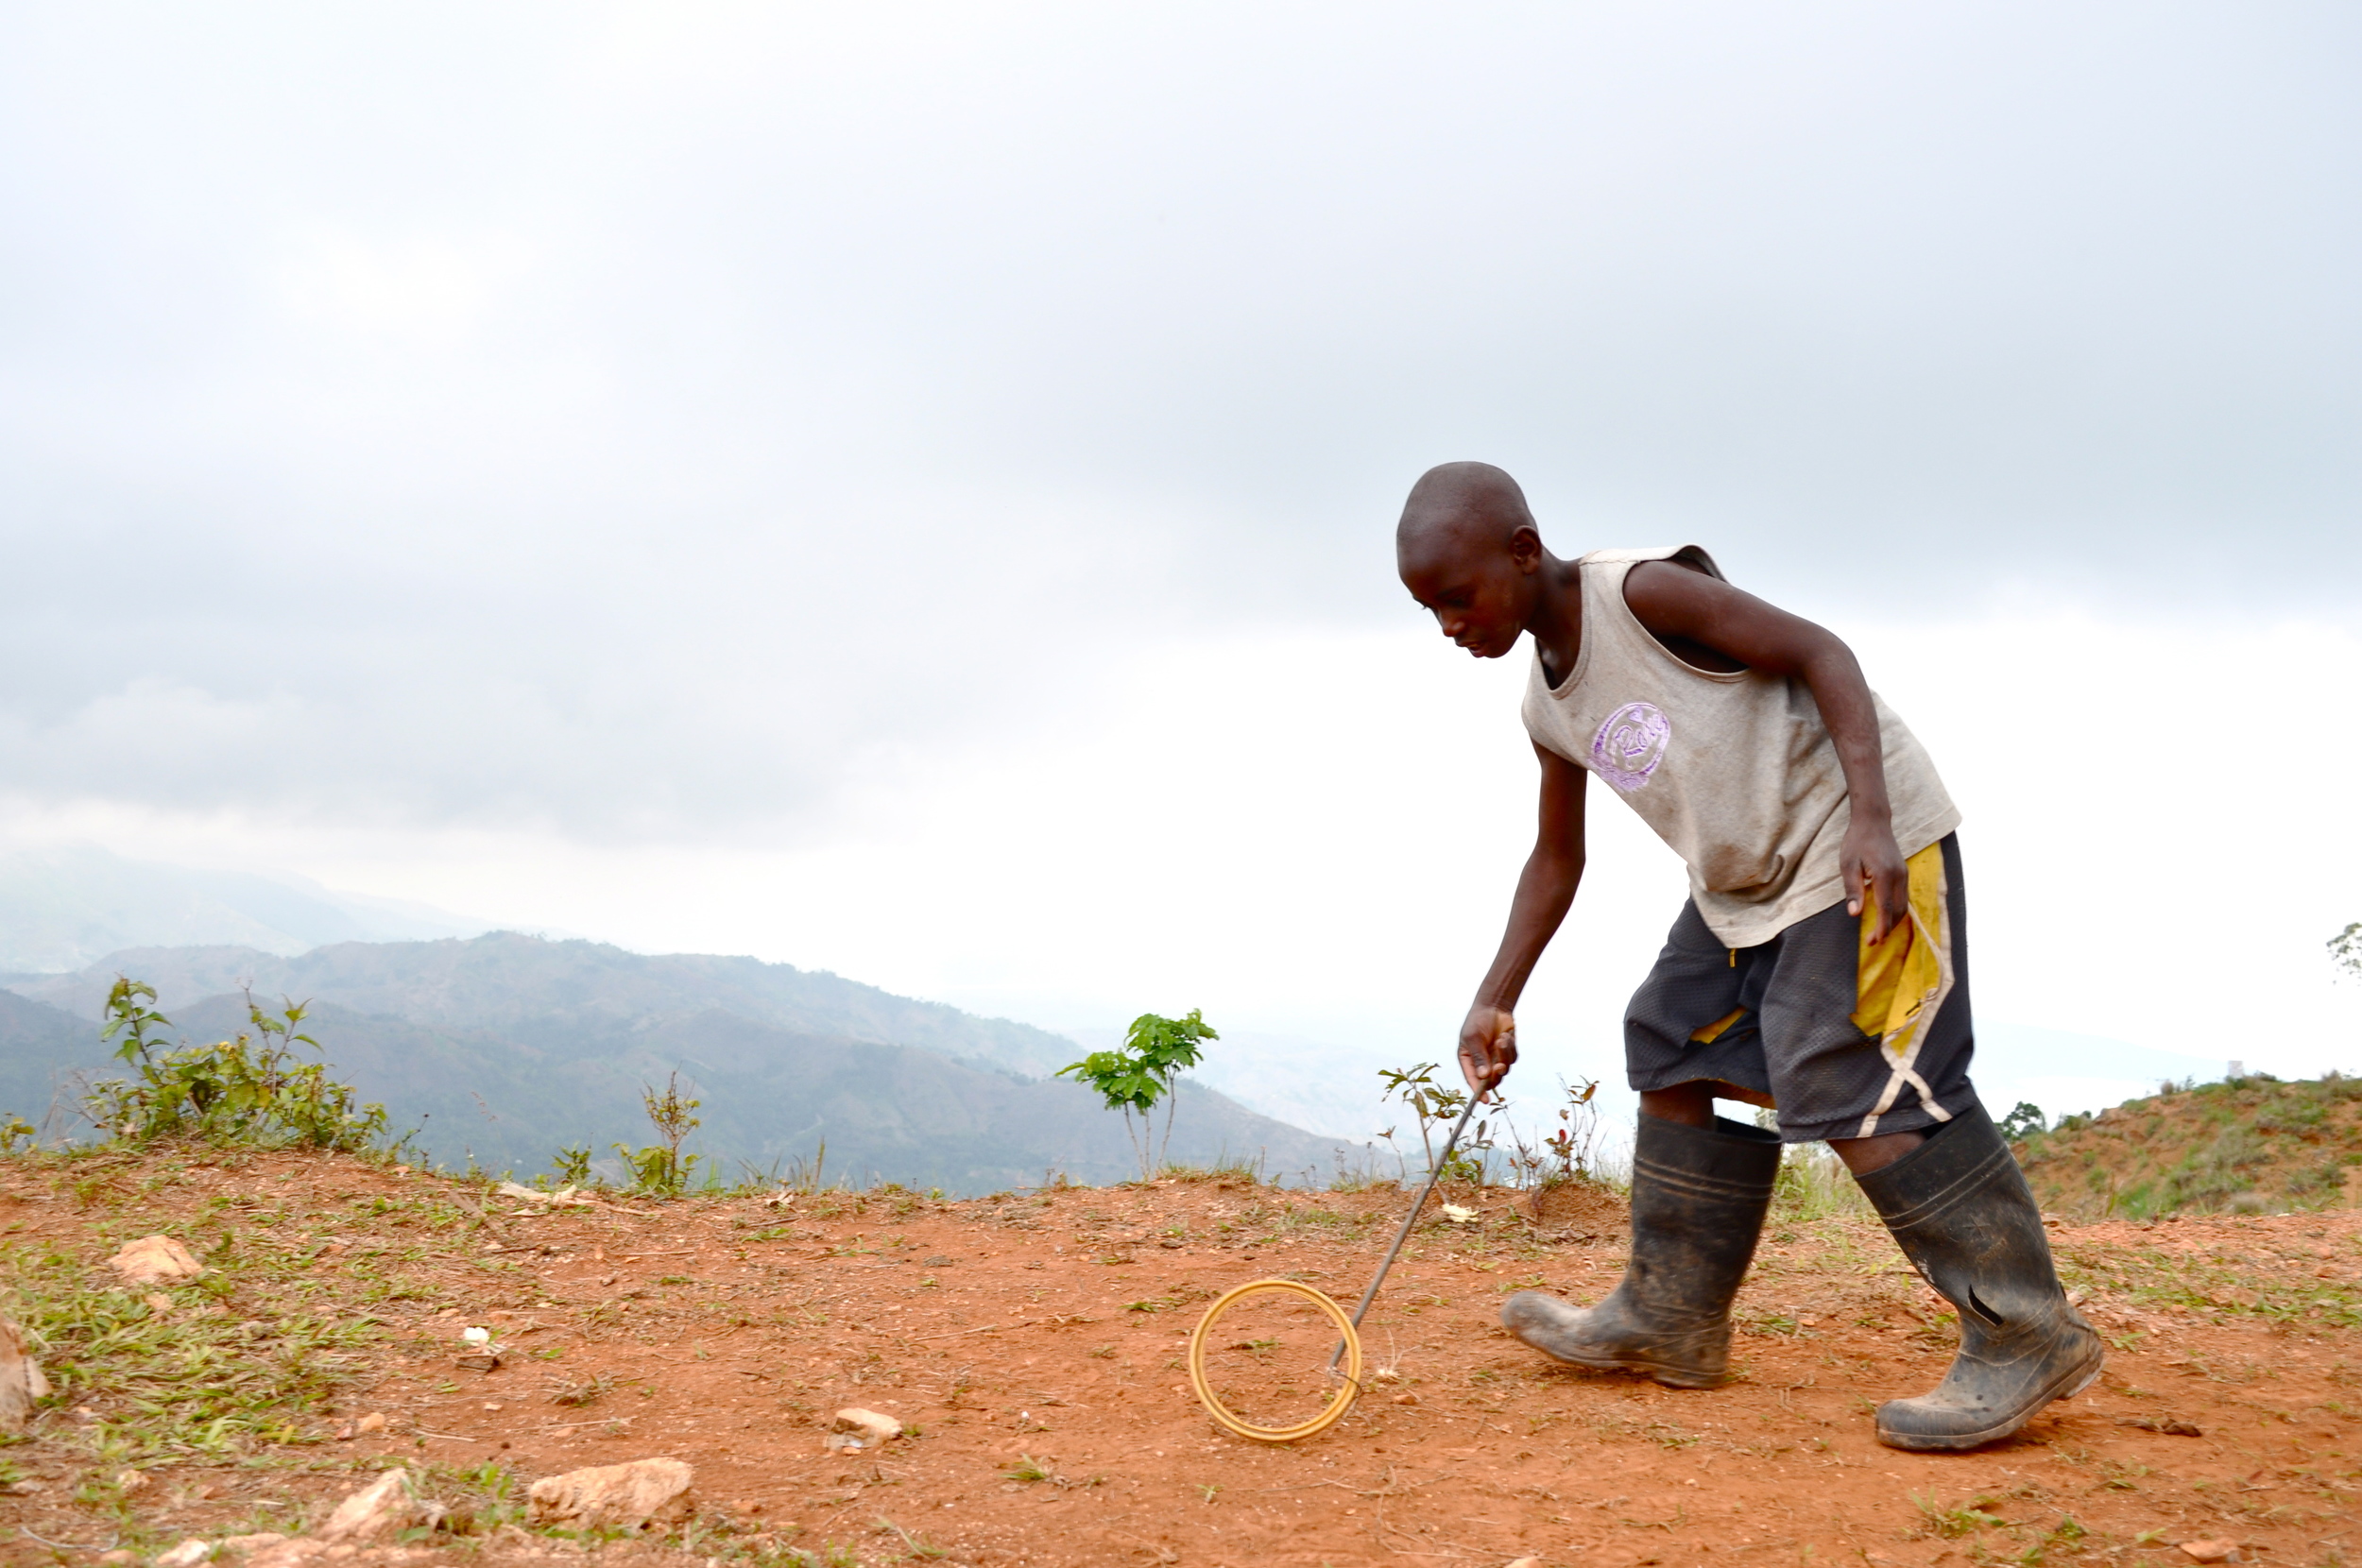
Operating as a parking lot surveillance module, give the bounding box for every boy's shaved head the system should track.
[1395,462,1554,662]
[1396,461,1536,566]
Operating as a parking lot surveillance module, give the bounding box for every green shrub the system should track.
[83,978,391,1153]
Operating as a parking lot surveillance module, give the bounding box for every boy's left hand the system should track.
[1843,817,1910,945]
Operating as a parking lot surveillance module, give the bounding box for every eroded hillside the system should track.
[2016,1072,2362,1220]
[3,1146,2359,1568]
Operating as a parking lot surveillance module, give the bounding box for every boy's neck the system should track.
[1526,552,1583,687]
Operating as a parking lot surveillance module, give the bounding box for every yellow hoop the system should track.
[1186,1278,1362,1442]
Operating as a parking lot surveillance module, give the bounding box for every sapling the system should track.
[611,1070,703,1196]
[1376,1061,1494,1184]
[1056,1009,1218,1182]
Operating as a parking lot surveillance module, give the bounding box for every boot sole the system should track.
[1542,1347,1727,1389]
[1874,1341,2106,1453]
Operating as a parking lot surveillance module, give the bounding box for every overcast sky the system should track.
[3,5,2358,1109]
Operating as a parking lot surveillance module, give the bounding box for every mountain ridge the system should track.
[0,933,1361,1193]
[0,844,490,972]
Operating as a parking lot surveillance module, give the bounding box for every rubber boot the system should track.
[1499,1112,1781,1388]
[1856,1100,2105,1451]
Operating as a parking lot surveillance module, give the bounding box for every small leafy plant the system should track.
[611,1070,704,1196]
[548,1144,596,1187]
[1543,1077,1601,1181]
[1375,1061,1491,1184]
[84,977,391,1152]
[1056,1010,1218,1181]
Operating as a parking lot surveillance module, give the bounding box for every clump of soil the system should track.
[1519,1174,1628,1237]
[2016,1070,2362,1220]
[3,1148,2359,1568]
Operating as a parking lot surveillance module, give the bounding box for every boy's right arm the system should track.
[1459,743,1588,1096]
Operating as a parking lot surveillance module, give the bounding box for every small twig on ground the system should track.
[15,1528,114,1553]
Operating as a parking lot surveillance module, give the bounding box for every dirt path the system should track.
[4,1151,2358,1567]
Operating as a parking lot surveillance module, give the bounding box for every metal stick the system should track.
[1329,1092,1484,1369]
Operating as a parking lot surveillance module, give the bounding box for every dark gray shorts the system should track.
[1623,833,1977,1144]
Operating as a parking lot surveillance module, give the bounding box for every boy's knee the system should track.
[1828,1129,1926,1176]
[1640,1081,1765,1128]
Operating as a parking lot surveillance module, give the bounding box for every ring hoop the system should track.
[1187,1278,1362,1442]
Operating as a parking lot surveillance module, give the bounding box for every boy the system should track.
[1395,461,2099,1453]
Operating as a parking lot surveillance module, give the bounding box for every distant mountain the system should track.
[0,845,491,973]
[0,988,102,1133]
[9,932,1093,1078]
[2,934,1363,1193]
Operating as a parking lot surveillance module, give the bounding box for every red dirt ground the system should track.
[5,1150,2360,1567]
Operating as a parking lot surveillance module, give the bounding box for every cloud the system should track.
[0,3,2355,913]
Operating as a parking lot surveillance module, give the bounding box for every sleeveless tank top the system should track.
[1519,545,1960,946]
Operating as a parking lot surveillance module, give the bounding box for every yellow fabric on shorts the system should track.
[1850,839,1948,1044]
[1684,839,1949,1056]
[1688,1007,1747,1046]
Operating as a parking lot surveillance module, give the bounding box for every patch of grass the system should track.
[547,1372,614,1407]
[2017,1071,2362,1219]
[1770,1145,1871,1220]
[1911,1491,2006,1539]
[1,1241,378,1464]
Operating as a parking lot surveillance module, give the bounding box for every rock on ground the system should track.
[0,1318,50,1434]
[526,1457,695,1531]
[830,1407,901,1442]
[319,1467,425,1543]
[107,1235,203,1285]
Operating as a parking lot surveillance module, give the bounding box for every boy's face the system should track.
[1397,525,1537,659]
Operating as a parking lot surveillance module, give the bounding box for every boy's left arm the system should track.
[1621,562,1910,943]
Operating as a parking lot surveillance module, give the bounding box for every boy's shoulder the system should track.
[1576,544,1728,581]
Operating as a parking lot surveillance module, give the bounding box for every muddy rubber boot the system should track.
[1856,1100,2105,1452]
[1499,1112,1781,1388]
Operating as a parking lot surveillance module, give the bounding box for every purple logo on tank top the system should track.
[1590,701,1671,791]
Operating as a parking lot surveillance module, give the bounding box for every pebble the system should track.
[2180,1544,2241,1564]
[831,1407,902,1443]
[319,1467,425,1543]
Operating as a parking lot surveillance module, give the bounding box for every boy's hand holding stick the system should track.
[1458,1006,1515,1098]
